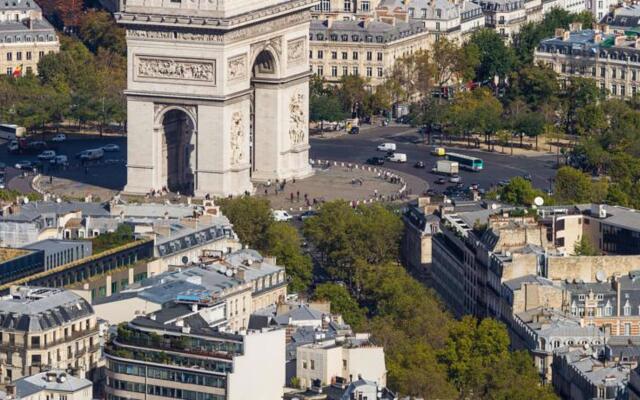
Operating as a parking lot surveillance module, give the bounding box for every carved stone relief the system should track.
[288,91,305,145]
[136,57,215,83]
[287,37,306,65]
[250,36,282,68]
[227,54,247,81]
[230,111,244,165]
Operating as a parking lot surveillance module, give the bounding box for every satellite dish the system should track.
[225,269,233,277]
[181,256,189,265]
[219,265,227,274]
[596,270,606,282]
[534,196,544,207]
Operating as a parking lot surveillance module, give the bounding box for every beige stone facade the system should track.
[0,287,101,385]
[0,1,59,77]
[117,0,314,197]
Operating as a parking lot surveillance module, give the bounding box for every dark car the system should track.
[349,126,360,135]
[298,210,318,221]
[366,157,385,166]
[435,177,446,184]
[426,188,439,196]
[414,161,426,169]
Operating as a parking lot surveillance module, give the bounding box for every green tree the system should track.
[313,283,366,328]
[514,64,560,109]
[218,196,273,250]
[563,77,602,135]
[431,37,480,90]
[447,88,503,147]
[573,236,599,256]
[337,74,369,116]
[554,166,594,203]
[468,29,516,82]
[310,93,347,130]
[498,177,544,206]
[78,10,126,55]
[264,223,313,293]
[515,110,546,150]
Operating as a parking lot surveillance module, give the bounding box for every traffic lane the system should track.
[310,138,556,193]
[1,136,127,191]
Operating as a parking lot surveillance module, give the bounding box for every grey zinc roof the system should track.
[406,0,460,20]
[0,20,57,44]
[0,288,94,332]
[557,346,630,387]
[0,0,41,10]
[310,19,426,43]
[112,203,209,219]
[23,239,91,253]
[15,371,92,397]
[155,221,234,257]
[0,201,110,223]
[503,274,554,291]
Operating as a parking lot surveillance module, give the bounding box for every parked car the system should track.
[103,144,120,152]
[298,210,318,221]
[435,177,446,184]
[377,142,396,152]
[50,155,68,165]
[414,161,426,169]
[449,175,461,183]
[349,126,360,135]
[523,173,532,181]
[80,148,105,160]
[387,153,407,163]
[366,157,385,166]
[15,160,33,170]
[273,210,293,222]
[37,150,56,160]
[51,134,66,142]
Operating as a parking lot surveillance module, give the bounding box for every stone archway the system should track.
[159,108,196,195]
[118,0,315,197]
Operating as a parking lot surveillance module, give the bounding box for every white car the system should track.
[273,210,293,222]
[387,153,407,163]
[102,144,120,152]
[449,175,462,183]
[377,142,397,152]
[51,134,66,142]
[37,150,56,160]
[50,155,68,165]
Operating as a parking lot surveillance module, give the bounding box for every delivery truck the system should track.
[432,160,459,175]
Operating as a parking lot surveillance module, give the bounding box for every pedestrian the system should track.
[264,189,268,196]
[290,193,294,203]
[374,189,378,198]
[49,175,53,184]
[296,191,300,201]
[266,179,272,187]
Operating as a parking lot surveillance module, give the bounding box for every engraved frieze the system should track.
[227,54,247,81]
[135,57,215,83]
[287,37,306,65]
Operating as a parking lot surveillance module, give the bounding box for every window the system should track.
[317,65,323,76]
[343,359,347,368]
[578,294,585,301]
[331,66,337,77]
[611,84,617,96]
[352,66,358,75]
[6,52,11,61]
[31,354,41,365]
[343,0,351,11]
[633,70,638,81]
[625,323,631,335]
[366,67,372,77]
[408,7,415,17]
[621,85,626,97]
[38,51,44,59]
[600,67,605,77]
[6,67,11,76]
[612,68,617,79]
[16,51,21,61]
[302,360,307,369]
[624,302,631,316]
[319,0,330,11]
[342,52,347,60]
[596,294,603,300]
[317,50,323,59]
[331,51,337,60]
[352,51,358,60]
[604,302,613,316]
[366,51,372,61]
[342,66,348,76]
[361,0,369,11]
[310,360,315,370]
[377,67,383,77]
[436,22,440,31]
[377,52,383,61]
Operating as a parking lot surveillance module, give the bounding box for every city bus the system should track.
[0,124,25,140]
[446,152,484,171]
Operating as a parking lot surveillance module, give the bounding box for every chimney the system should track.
[563,30,571,41]
[602,24,610,34]
[614,34,626,46]
[555,28,565,39]
[569,22,582,32]
[594,33,602,44]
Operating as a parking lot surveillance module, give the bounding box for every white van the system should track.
[273,210,293,222]
[388,153,407,163]
[377,143,396,152]
[81,148,104,160]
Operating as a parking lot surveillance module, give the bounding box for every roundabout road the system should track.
[309,125,557,195]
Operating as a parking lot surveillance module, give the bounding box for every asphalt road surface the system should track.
[1,135,127,193]
[1,125,557,196]
[309,125,557,195]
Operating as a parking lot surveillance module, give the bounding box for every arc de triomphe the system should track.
[116,0,314,197]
